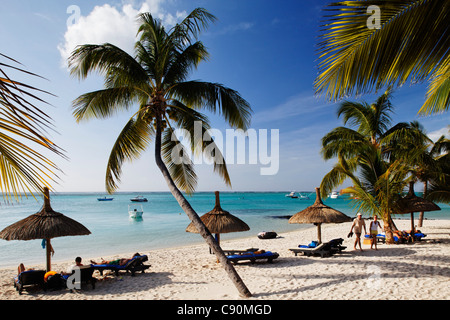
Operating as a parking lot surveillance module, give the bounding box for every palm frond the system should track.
[0,54,63,201]
[163,41,209,86]
[170,81,252,130]
[321,126,367,159]
[167,101,231,187]
[315,0,449,114]
[72,87,139,122]
[320,156,358,196]
[420,56,450,114]
[69,43,148,84]
[169,8,217,44]
[161,127,197,194]
[105,111,154,193]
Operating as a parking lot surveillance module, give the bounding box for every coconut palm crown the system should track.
[68,9,252,194]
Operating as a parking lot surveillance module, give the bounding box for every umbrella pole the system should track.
[46,238,51,272]
[410,212,415,243]
[317,223,322,244]
[215,234,220,263]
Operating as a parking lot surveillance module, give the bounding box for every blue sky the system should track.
[1,0,448,193]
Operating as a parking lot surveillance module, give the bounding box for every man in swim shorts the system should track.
[349,213,367,251]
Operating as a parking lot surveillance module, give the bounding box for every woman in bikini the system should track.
[369,215,383,250]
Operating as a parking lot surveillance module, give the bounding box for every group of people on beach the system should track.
[348,213,383,251]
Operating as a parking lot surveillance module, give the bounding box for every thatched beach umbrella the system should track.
[396,181,440,236]
[0,187,91,271]
[289,188,352,243]
[186,191,250,247]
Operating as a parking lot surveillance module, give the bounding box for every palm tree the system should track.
[411,134,450,226]
[0,53,63,202]
[315,0,449,114]
[68,9,252,297]
[320,91,428,243]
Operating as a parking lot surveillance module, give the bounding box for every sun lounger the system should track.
[92,255,150,276]
[223,248,259,256]
[329,238,347,253]
[290,242,333,258]
[413,232,427,241]
[62,265,96,291]
[14,270,46,295]
[376,234,386,243]
[226,251,279,264]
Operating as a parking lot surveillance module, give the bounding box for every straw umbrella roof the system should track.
[396,181,441,214]
[0,187,91,271]
[395,181,440,238]
[289,188,352,243]
[0,188,91,240]
[186,191,249,235]
[289,188,352,224]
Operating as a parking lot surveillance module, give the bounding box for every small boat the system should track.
[130,196,148,202]
[298,193,310,200]
[329,191,339,199]
[129,204,143,219]
[97,197,114,201]
[285,191,299,198]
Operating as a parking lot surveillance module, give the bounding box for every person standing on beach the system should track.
[369,216,383,250]
[350,213,366,251]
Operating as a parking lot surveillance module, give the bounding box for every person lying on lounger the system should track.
[90,253,141,266]
[239,250,266,256]
[17,263,34,275]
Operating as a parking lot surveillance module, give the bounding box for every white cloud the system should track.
[57,0,186,67]
[428,125,449,142]
[253,93,331,124]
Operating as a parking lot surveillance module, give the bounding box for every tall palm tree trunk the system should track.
[382,213,398,244]
[153,117,252,298]
[418,181,427,227]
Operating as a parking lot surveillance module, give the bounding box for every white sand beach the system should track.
[1,219,449,300]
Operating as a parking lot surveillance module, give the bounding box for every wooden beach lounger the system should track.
[62,265,96,291]
[226,251,279,264]
[329,238,347,254]
[289,242,333,258]
[222,248,259,256]
[14,270,46,295]
[92,255,150,276]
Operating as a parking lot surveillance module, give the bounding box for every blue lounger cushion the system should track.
[226,251,277,260]
[415,233,426,238]
[299,241,318,248]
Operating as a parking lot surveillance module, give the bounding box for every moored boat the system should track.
[97,197,114,201]
[130,196,148,202]
[329,191,339,199]
[285,191,298,198]
[129,204,144,219]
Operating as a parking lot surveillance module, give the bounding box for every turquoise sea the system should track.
[1,192,449,268]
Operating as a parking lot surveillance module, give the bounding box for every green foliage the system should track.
[0,53,63,201]
[68,8,252,194]
[315,0,449,114]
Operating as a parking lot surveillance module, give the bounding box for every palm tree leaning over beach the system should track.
[320,91,429,243]
[68,9,252,297]
[315,0,449,115]
[0,53,63,202]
